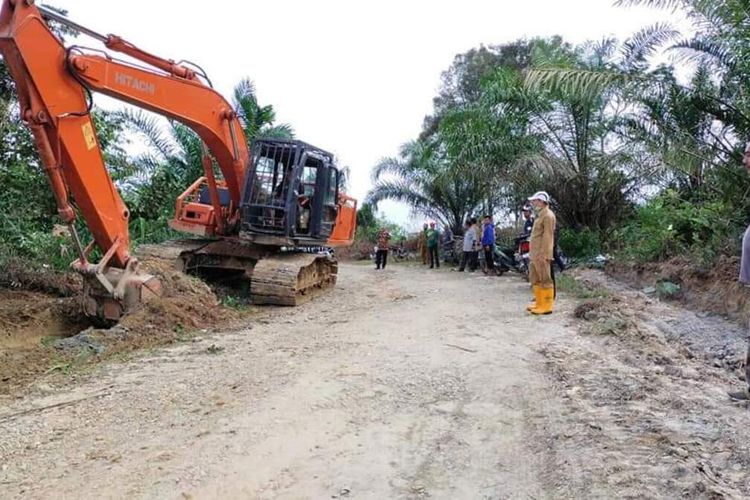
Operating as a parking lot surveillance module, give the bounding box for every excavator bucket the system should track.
[74,259,162,322]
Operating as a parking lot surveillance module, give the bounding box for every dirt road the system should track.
[2,263,750,498]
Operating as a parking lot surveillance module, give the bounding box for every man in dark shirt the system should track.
[481,215,496,275]
[426,222,440,269]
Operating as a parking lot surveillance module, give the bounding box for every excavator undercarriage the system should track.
[136,240,339,307]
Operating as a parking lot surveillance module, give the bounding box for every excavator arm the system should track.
[43,1,250,237]
[66,49,250,236]
[0,0,132,268]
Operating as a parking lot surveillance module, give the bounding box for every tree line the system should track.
[366,0,750,263]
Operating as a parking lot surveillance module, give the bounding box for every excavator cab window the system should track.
[296,164,318,234]
[242,141,298,233]
[241,139,338,244]
[321,167,340,236]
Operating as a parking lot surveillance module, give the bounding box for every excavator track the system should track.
[136,240,338,306]
[250,253,338,306]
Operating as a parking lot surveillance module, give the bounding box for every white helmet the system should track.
[527,191,550,204]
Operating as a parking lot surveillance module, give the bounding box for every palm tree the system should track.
[451,39,643,233]
[367,139,485,233]
[576,1,750,135]
[232,78,294,141]
[439,65,543,214]
[524,24,743,199]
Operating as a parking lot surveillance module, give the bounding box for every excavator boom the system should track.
[72,51,249,209]
[66,50,249,235]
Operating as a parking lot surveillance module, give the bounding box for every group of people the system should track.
[374,221,446,270]
[451,215,496,274]
[373,157,750,400]
[454,191,558,314]
[417,191,559,315]
[374,190,559,315]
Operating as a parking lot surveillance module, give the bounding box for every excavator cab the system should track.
[240,139,341,247]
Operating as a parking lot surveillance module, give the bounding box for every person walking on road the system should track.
[427,222,440,269]
[375,227,391,270]
[527,191,556,315]
[481,215,496,275]
[458,220,477,272]
[417,223,428,266]
[729,142,750,400]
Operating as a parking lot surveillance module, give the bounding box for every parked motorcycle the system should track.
[514,233,531,278]
[390,244,411,262]
[487,232,530,277]
[495,232,567,280]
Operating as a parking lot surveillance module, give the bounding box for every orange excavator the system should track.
[0,0,357,320]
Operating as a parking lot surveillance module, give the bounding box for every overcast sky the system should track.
[48,0,683,228]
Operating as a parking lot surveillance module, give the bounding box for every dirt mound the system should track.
[606,256,750,323]
[0,257,81,296]
[125,257,229,333]
[0,256,254,396]
[62,257,250,362]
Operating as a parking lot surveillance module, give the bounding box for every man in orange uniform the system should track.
[527,191,556,315]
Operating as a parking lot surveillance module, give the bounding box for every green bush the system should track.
[0,231,77,272]
[130,217,181,248]
[559,227,601,259]
[612,190,738,263]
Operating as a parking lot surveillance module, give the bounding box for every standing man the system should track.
[481,215,496,275]
[470,218,480,271]
[729,142,750,400]
[375,227,391,270]
[418,223,429,266]
[522,204,535,235]
[527,191,556,315]
[443,225,454,264]
[427,222,440,269]
[458,220,477,272]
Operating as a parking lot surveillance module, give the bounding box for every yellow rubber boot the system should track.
[526,286,538,311]
[527,286,543,314]
[530,287,554,315]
